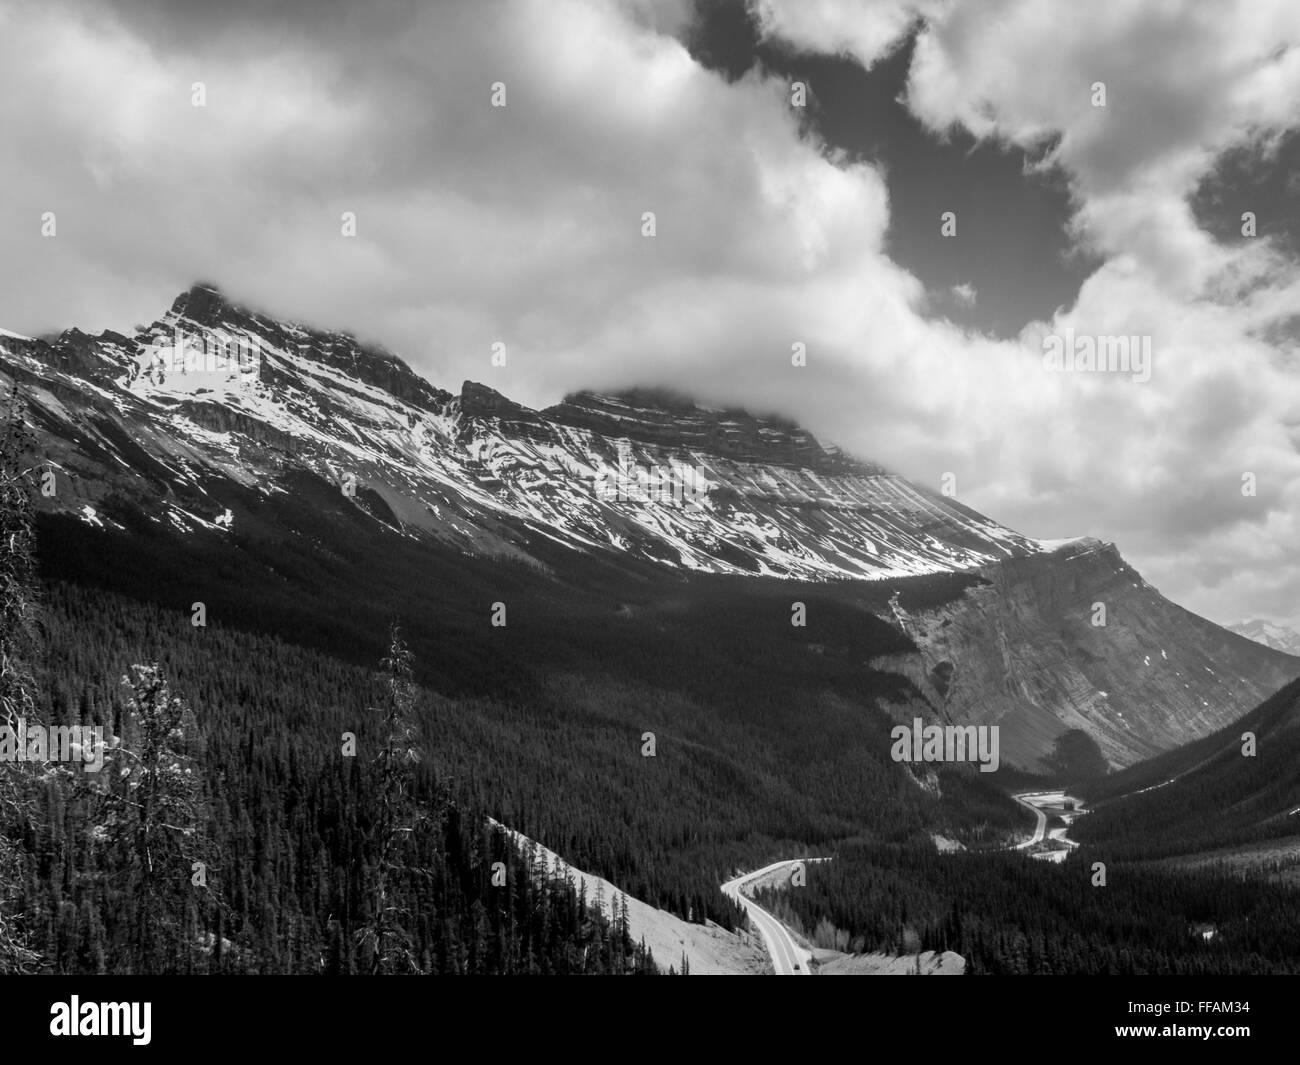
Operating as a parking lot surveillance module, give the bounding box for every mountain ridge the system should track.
[4,283,1298,770]
[1227,619,1300,657]
[0,282,1047,581]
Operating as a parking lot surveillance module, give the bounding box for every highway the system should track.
[1013,791,1084,860]
[721,860,821,975]
[1012,792,1051,847]
[723,794,1084,974]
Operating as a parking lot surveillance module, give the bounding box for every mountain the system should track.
[3,283,1041,581]
[3,283,1297,770]
[877,538,1300,769]
[1078,670,1300,877]
[1227,619,1300,657]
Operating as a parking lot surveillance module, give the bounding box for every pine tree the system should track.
[0,387,39,732]
[0,387,40,972]
[359,622,423,974]
[94,663,218,971]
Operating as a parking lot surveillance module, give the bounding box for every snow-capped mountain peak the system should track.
[1227,619,1300,657]
[2,285,1045,580]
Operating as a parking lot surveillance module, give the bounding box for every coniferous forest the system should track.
[754,842,1300,974]
[5,394,1300,976]
[0,401,648,974]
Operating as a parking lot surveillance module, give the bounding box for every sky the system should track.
[1,0,1299,629]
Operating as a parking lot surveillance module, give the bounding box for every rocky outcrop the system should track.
[546,389,877,473]
[47,328,136,384]
[175,400,302,455]
[875,538,1300,770]
[168,283,452,413]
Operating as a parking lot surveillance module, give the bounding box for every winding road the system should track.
[1012,793,1050,847]
[1013,791,1084,860]
[725,794,1086,973]
[722,860,821,975]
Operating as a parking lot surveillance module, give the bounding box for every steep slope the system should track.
[873,538,1299,769]
[494,822,771,975]
[1077,672,1300,863]
[4,283,1296,771]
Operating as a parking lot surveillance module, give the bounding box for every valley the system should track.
[1013,791,1085,862]
[4,286,1299,976]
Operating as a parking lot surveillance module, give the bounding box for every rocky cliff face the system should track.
[545,388,869,473]
[875,538,1298,769]
[164,283,455,413]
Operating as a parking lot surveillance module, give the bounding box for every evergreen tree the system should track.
[0,387,40,972]
[94,663,218,971]
[359,622,423,974]
[0,387,39,731]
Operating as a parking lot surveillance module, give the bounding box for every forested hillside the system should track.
[2,411,1033,973]
[754,842,1300,974]
[29,502,1031,925]
[1075,674,1300,860]
[2,399,656,973]
[16,586,657,974]
[27,574,1025,947]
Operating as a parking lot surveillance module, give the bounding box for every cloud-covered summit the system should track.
[1,0,1298,626]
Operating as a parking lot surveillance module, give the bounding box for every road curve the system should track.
[722,860,821,976]
[1012,792,1050,848]
[726,794,1082,974]
[1013,791,1085,860]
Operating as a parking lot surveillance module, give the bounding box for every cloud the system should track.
[747,0,1300,627]
[749,0,932,68]
[1,0,1299,628]
[949,282,977,308]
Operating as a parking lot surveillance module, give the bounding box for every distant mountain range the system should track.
[3,283,1297,770]
[1227,619,1300,657]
